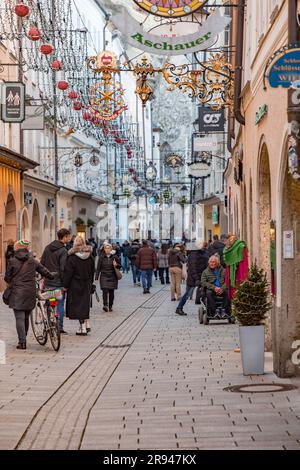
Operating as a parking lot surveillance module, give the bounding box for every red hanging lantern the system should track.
[128,168,135,174]
[68,91,79,100]
[15,3,30,17]
[28,26,41,41]
[51,60,63,71]
[40,44,54,55]
[83,111,92,121]
[127,153,133,159]
[73,101,82,111]
[57,80,69,91]
[103,128,110,136]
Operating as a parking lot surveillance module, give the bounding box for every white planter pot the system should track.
[239,325,265,375]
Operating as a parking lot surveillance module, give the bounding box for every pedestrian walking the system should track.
[121,240,131,273]
[95,243,121,312]
[136,240,157,294]
[168,243,186,301]
[128,239,141,286]
[176,241,208,316]
[63,236,95,336]
[40,228,71,334]
[5,239,15,271]
[157,244,170,285]
[4,240,54,350]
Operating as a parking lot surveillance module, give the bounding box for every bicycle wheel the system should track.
[47,305,61,351]
[31,303,48,346]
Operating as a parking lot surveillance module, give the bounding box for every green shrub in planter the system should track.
[232,263,272,326]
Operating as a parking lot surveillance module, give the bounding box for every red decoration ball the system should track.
[68,91,78,100]
[15,4,30,17]
[28,26,41,41]
[73,101,82,111]
[51,60,63,71]
[83,112,92,121]
[40,44,54,55]
[57,80,69,91]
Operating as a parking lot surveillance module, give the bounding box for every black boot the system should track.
[176,308,187,316]
[16,342,26,350]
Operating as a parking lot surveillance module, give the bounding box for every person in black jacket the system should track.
[5,239,15,271]
[40,228,71,333]
[176,241,209,316]
[63,236,95,336]
[128,240,141,286]
[95,244,121,312]
[4,239,54,350]
[208,234,226,267]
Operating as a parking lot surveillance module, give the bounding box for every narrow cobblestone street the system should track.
[1,276,300,450]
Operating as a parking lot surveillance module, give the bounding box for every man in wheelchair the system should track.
[201,255,230,319]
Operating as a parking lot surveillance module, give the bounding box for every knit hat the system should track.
[14,239,31,251]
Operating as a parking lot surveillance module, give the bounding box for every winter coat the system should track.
[208,241,225,266]
[5,246,14,270]
[128,242,141,266]
[63,246,95,321]
[122,243,131,258]
[186,249,209,287]
[4,249,54,311]
[168,248,186,269]
[40,240,68,288]
[157,250,169,269]
[95,254,121,290]
[136,246,157,271]
[201,266,227,293]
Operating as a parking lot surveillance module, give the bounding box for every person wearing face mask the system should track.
[168,243,187,301]
[95,243,121,312]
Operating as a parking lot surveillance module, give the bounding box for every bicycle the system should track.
[30,282,62,351]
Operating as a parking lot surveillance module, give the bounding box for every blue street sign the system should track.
[269,49,300,88]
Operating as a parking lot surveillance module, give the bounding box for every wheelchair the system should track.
[198,287,235,325]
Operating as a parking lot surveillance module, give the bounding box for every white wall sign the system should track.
[112,8,231,56]
[283,230,294,259]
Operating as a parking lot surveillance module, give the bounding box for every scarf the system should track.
[223,239,247,287]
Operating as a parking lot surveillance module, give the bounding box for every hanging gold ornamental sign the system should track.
[133,0,207,18]
[87,51,127,122]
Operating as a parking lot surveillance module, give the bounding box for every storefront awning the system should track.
[0,146,38,171]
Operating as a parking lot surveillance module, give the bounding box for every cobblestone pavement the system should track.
[1,275,300,450]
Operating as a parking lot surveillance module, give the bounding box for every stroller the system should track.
[198,287,235,325]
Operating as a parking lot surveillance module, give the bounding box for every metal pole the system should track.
[51,0,59,234]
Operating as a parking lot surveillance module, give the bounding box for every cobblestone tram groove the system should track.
[15,288,169,450]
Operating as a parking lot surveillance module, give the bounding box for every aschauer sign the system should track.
[112,8,231,56]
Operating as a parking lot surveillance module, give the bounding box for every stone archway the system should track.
[258,143,272,350]
[20,208,30,240]
[31,200,41,257]
[4,193,17,244]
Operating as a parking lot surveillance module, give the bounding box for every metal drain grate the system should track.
[224,383,298,393]
[99,344,131,349]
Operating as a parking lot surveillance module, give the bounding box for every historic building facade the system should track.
[226,0,300,377]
